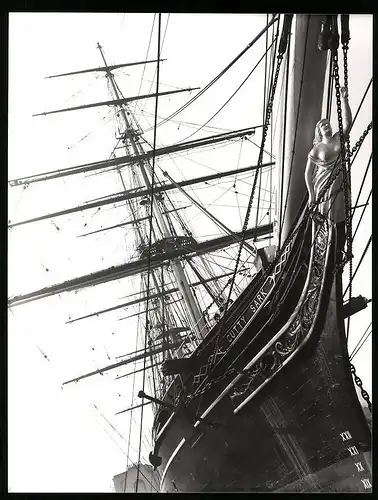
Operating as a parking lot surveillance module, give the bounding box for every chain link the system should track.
[348,122,372,157]
[350,363,372,412]
[333,26,372,413]
[332,50,352,259]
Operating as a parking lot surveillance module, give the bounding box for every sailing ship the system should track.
[8,13,372,493]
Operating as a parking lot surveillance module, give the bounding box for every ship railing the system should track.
[228,216,333,413]
[185,215,333,428]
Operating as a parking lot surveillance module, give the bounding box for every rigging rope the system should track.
[352,190,371,243]
[140,14,170,116]
[343,235,371,299]
[143,15,279,134]
[351,153,372,219]
[331,16,353,345]
[207,15,289,370]
[105,318,155,494]
[134,14,157,108]
[349,321,372,361]
[176,35,278,144]
[257,21,280,232]
[136,14,162,492]
[263,14,269,130]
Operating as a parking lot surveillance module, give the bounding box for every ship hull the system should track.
[156,220,372,493]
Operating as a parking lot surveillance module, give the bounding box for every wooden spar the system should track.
[62,340,184,385]
[116,343,166,360]
[77,216,150,237]
[9,126,261,186]
[186,261,223,307]
[115,401,153,415]
[162,170,257,256]
[68,271,243,323]
[85,187,145,204]
[115,330,189,362]
[77,207,190,238]
[71,296,182,324]
[33,87,200,117]
[8,161,274,228]
[162,205,190,215]
[118,297,183,322]
[116,306,159,322]
[275,15,327,245]
[45,59,166,78]
[8,224,273,308]
[78,205,186,238]
[118,269,237,302]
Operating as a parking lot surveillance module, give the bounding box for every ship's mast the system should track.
[275,15,328,246]
[96,43,207,340]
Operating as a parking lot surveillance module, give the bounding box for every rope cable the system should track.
[134,14,157,106]
[142,15,279,134]
[136,14,161,492]
[206,16,284,369]
[176,36,277,144]
[350,329,371,362]
[352,189,371,242]
[258,32,280,233]
[349,321,372,359]
[343,235,371,298]
[351,153,372,219]
[140,14,170,116]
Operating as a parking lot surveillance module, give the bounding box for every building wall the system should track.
[113,464,161,493]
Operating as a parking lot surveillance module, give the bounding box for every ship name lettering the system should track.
[355,462,365,472]
[347,445,359,457]
[249,289,268,314]
[361,478,372,489]
[226,316,247,343]
[340,430,352,441]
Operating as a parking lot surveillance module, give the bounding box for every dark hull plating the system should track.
[155,219,372,492]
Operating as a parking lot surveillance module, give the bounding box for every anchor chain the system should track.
[333,15,371,413]
[348,122,372,157]
[350,363,372,412]
[332,46,353,264]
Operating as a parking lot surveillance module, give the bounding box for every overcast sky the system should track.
[8,13,372,493]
